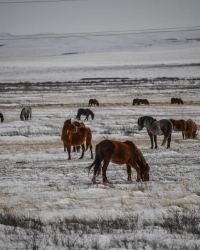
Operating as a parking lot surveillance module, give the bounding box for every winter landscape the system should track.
[0,29,200,249]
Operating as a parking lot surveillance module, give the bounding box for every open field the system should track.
[0,78,200,249]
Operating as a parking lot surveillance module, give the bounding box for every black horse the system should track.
[0,112,4,122]
[137,116,172,149]
[76,108,94,121]
[20,107,32,121]
[133,98,149,105]
[171,98,184,104]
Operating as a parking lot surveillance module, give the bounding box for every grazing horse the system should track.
[133,98,149,105]
[88,99,99,106]
[0,112,4,122]
[20,107,32,121]
[76,108,94,121]
[138,116,172,149]
[170,119,197,139]
[184,120,198,139]
[171,98,184,104]
[86,139,150,184]
[61,119,93,160]
[170,119,187,139]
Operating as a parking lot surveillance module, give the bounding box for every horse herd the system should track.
[61,98,198,184]
[132,97,184,105]
[0,98,198,185]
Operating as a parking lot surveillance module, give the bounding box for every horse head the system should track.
[63,119,77,133]
[140,161,150,181]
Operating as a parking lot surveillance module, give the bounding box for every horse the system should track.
[138,116,173,149]
[86,139,150,184]
[76,108,94,121]
[63,121,86,152]
[170,119,197,139]
[88,99,99,106]
[61,119,93,160]
[171,98,184,104]
[132,98,149,105]
[0,112,4,122]
[170,119,187,139]
[184,119,198,139]
[20,107,32,121]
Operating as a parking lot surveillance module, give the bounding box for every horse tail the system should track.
[86,144,102,176]
[20,107,25,120]
[76,109,81,120]
[0,113,4,122]
[162,120,173,146]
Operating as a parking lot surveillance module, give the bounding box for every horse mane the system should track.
[125,140,150,174]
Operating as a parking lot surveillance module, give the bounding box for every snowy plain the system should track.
[0,29,200,249]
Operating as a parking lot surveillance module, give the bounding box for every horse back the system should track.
[99,140,134,165]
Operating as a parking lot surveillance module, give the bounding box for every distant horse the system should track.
[61,119,93,160]
[76,108,94,121]
[20,107,32,121]
[86,139,150,184]
[171,98,184,104]
[133,98,149,105]
[88,99,99,106]
[138,116,173,149]
[170,119,197,139]
[0,112,4,122]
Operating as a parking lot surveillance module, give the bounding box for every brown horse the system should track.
[86,139,150,184]
[184,119,198,139]
[88,99,99,106]
[63,121,86,152]
[61,119,93,160]
[170,119,197,139]
[0,112,4,122]
[132,98,149,105]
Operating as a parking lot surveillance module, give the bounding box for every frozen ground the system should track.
[0,30,200,249]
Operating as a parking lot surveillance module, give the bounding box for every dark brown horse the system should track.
[171,98,184,104]
[170,119,197,139]
[132,98,149,105]
[88,99,99,106]
[76,108,94,120]
[0,112,4,122]
[61,119,93,160]
[86,139,150,184]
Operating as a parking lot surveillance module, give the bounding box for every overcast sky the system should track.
[0,0,200,36]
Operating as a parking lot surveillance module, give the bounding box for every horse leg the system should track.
[64,144,66,152]
[154,135,157,149]
[130,162,141,182]
[126,164,132,182]
[89,144,93,159]
[149,134,154,149]
[182,132,185,139]
[102,158,111,184]
[72,146,76,152]
[66,145,71,160]
[79,144,85,159]
[166,133,171,148]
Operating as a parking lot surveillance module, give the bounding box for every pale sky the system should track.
[0,0,200,36]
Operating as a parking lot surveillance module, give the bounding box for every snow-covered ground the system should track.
[0,30,200,249]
